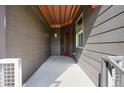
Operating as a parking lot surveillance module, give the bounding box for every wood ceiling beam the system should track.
[39,5,82,29]
[68,5,73,22]
[46,5,55,25]
[65,5,72,24]
[72,6,81,22]
[73,5,84,25]
[55,5,60,25]
[70,6,78,22]
[59,5,61,25]
[52,5,58,26]
[60,5,65,26]
[64,5,67,24]
[47,5,56,25]
[39,6,51,26]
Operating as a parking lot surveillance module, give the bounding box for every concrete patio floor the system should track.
[24,56,95,87]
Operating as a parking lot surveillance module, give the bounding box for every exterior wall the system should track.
[51,29,61,55]
[6,6,50,83]
[65,26,74,56]
[75,6,100,61]
[78,5,124,86]
[61,25,74,56]
[0,6,6,58]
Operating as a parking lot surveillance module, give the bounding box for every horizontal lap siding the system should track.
[88,28,124,43]
[78,5,124,86]
[6,6,50,83]
[94,5,124,26]
[78,56,99,85]
[98,5,112,15]
[0,6,6,58]
[80,54,101,71]
[82,50,111,62]
[85,43,124,56]
[90,12,124,36]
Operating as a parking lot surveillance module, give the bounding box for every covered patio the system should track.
[24,56,95,87]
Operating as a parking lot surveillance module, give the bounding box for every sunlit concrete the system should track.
[24,56,95,87]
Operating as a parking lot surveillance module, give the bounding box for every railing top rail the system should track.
[102,56,124,75]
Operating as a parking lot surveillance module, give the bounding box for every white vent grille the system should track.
[0,58,22,87]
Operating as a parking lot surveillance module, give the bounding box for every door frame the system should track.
[60,28,71,56]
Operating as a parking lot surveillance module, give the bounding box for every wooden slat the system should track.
[45,6,54,25]
[39,6,52,26]
[68,5,73,22]
[54,5,60,25]
[52,5,57,26]
[72,6,81,22]
[47,5,56,25]
[60,5,65,24]
[59,5,61,25]
[69,5,77,20]
[39,5,81,28]
[65,5,72,23]
[71,6,79,22]
[64,6,67,24]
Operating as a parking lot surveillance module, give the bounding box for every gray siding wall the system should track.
[78,5,124,86]
[0,6,6,58]
[6,6,50,83]
[51,29,61,55]
[75,6,101,61]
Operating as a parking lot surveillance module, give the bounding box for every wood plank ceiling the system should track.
[39,5,81,28]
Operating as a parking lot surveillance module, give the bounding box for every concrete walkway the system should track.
[24,56,95,87]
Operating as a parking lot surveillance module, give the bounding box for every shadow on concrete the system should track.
[24,56,75,87]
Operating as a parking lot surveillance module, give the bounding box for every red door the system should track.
[61,29,70,56]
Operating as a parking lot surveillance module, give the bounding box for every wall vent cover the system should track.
[0,58,22,87]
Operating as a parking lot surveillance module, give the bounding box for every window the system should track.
[76,14,83,48]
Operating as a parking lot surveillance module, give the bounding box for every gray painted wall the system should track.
[6,6,50,83]
[75,6,101,61]
[78,5,124,86]
[0,6,6,58]
[51,29,61,55]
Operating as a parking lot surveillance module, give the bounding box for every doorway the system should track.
[61,29,71,56]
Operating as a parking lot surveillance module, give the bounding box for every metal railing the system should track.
[101,56,124,87]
